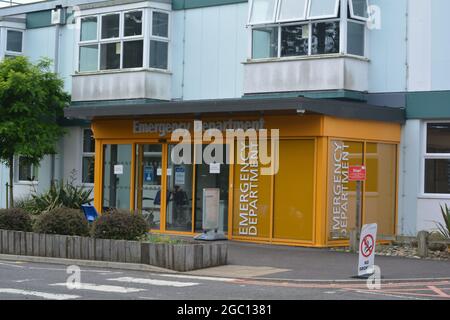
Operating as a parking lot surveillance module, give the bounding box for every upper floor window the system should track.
[6,29,23,55]
[248,0,367,59]
[78,9,169,73]
[424,123,450,195]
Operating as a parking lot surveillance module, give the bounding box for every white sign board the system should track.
[358,223,377,276]
[209,163,221,174]
[174,167,185,185]
[114,165,123,175]
[202,188,220,230]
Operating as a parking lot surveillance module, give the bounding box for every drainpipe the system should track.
[51,5,62,187]
[180,8,186,100]
[400,0,410,235]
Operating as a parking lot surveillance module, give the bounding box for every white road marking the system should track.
[153,273,236,282]
[0,288,80,300]
[107,277,199,287]
[349,289,427,300]
[0,262,25,268]
[13,279,37,283]
[50,283,145,293]
[28,266,119,274]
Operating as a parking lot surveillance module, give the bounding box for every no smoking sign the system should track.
[358,223,378,277]
[361,234,374,258]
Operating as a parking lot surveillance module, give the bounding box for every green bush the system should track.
[92,209,149,240]
[33,207,89,236]
[0,208,32,231]
[19,177,93,215]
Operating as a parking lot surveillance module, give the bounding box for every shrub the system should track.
[92,209,149,240]
[33,207,89,236]
[0,208,32,231]
[436,204,450,239]
[20,174,93,215]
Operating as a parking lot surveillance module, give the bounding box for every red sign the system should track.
[360,234,374,258]
[349,165,366,181]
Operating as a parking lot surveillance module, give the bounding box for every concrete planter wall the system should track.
[0,229,227,272]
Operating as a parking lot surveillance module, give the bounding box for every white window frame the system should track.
[276,0,308,23]
[249,0,370,60]
[149,9,170,71]
[16,156,38,184]
[81,128,95,186]
[346,18,367,57]
[248,0,279,25]
[307,0,340,20]
[251,18,341,60]
[421,121,450,198]
[349,0,369,21]
[5,28,24,56]
[77,9,145,72]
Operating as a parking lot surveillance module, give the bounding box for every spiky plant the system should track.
[436,204,450,239]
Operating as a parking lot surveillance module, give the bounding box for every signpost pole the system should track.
[356,180,362,232]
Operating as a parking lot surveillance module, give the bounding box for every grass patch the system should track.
[140,233,186,244]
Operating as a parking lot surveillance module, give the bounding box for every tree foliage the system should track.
[0,56,70,205]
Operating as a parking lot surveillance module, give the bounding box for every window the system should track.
[100,42,121,70]
[150,11,169,70]
[101,13,120,39]
[17,156,38,182]
[311,21,340,55]
[80,16,97,41]
[252,27,278,59]
[424,123,450,194]
[82,129,95,184]
[349,0,369,20]
[347,21,364,56]
[78,10,149,72]
[249,0,368,59]
[6,30,23,53]
[124,11,142,37]
[79,45,98,72]
[152,11,169,38]
[78,10,169,72]
[123,40,143,68]
[281,25,309,57]
[307,0,340,19]
[249,0,278,24]
[277,0,308,22]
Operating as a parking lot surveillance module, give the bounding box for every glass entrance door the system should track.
[166,144,194,232]
[194,144,229,233]
[102,144,132,211]
[135,144,163,230]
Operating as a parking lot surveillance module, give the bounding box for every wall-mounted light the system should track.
[296,109,306,115]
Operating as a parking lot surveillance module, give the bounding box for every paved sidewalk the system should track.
[193,241,450,281]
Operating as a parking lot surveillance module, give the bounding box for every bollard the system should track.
[349,229,359,253]
[417,231,429,258]
[5,183,8,209]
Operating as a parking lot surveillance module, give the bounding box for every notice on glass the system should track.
[157,168,162,176]
[114,165,123,175]
[175,167,185,185]
[209,163,221,174]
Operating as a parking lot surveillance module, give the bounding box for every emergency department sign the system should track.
[358,223,377,276]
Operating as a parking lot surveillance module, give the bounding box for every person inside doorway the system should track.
[171,185,190,227]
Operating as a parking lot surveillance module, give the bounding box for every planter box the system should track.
[0,229,227,272]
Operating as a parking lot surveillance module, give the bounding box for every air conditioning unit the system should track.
[51,7,66,25]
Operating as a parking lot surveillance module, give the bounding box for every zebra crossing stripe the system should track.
[50,283,145,293]
[107,277,199,287]
[0,288,80,300]
[154,274,236,282]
